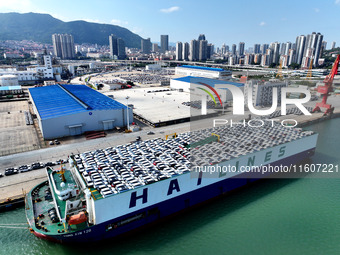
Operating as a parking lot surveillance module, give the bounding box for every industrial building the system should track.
[0,75,19,86]
[0,55,54,83]
[175,65,232,80]
[145,64,161,71]
[29,84,132,139]
[0,85,23,96]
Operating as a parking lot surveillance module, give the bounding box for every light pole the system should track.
[126,96,130,131]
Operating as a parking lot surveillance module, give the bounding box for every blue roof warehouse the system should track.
[29,84,132,139]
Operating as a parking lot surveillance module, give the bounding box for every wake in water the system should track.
[0,226,27,229]
[0,223,28,229]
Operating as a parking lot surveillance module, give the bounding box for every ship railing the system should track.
[46,167,63,222]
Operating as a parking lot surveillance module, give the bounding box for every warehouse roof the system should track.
[179,65,225,72]
[29,84,126,120]
[61,85,126,110]
[172,76,244,87]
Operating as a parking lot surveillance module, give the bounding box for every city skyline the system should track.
[0,0,340,48]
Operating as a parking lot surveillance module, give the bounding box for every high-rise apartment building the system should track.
[231,44,237,55]
[109,35,126,59]
[279,55,289,67]
[52,34,75,59]
[254,44,261,54]
[152,43,159,52]
[207,44,214,59]
[221,44,228,55]
[313,33,323,66]
[295,35,306,65]
[182,42,189,61]
[294,32,323,66]
[284,42,292,56]
[198,34,206,41]
[117,38,126,60]
[239,42,245,56]
[262,49,273,66]
[141,38,152,54]
[272,42,280,64]
[189,39,199,61]
[176,42,183,61]
[199,40,208,61]
[160,35,169,53]
[109,34,118,59]
[244,54,254,65]
[331,41,336,49]
[261,44,269,55]
[288,49,295,66]
[254,54,262,64]
[280,43,286,55]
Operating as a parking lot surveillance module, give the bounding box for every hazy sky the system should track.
[0,0,340,48]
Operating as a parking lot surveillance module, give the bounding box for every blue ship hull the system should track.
[34,148,315,243]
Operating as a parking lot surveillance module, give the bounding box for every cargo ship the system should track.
[25,121,318,243]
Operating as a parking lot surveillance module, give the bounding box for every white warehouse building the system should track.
[175,65,232,80]
[0,55,54,82]
[0,74,19,86]
[29,84,133,139]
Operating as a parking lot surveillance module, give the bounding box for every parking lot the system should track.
[0,100,40,156]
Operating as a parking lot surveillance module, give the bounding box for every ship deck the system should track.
[48,169,76,219]
[70,121,315,200]
[25,166,88,236]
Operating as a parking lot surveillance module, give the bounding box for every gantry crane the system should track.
[313,54,340,115]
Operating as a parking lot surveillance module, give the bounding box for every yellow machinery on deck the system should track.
[165,133,177,140]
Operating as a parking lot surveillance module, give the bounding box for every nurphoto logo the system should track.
[194,83,311,116]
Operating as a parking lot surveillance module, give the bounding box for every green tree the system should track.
[288,63,300,69]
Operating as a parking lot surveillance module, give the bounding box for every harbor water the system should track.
[1,118,340,255]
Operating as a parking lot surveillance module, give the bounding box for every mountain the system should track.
[0,12,142,48]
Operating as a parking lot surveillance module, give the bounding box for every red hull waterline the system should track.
[33,230,61,243]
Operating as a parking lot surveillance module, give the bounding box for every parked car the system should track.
[136,136,141,141]
[0,173,3,178]
[45,162,56,167]
[31,162,44,170]
[147,131,155,135]
[18,165,31,173]
[54,139,60,145]
[5,168,18,176]
[49,141,54,145]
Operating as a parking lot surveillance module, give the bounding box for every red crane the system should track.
[313,54,340,115]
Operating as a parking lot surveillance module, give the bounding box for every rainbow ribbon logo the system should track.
[197,82,223,107]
